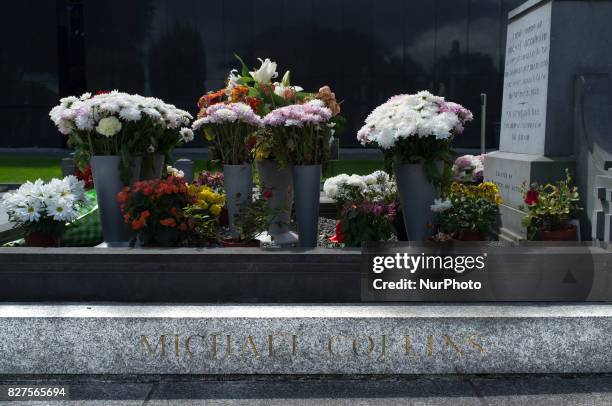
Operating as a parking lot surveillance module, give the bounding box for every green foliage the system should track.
[520,169,581,240]
[341,208,395,247]
[383,135,454,187]
[435,182,502,238]
[232,192,283,242]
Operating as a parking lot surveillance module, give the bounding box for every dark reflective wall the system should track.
[1,0,525,148]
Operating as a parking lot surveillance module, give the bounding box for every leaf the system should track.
[234,53,250,77]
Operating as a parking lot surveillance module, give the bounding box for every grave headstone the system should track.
[485,0,612,240]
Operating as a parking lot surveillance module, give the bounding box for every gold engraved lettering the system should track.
[442,335,464,356]
[140,335,166,357]
[226,335,232,356]
[292,335,298,356]
[405,335,413,356]
[174,335,180,357]
[381,335,387,357]
[427,335,434,357]
[185,335,204,358]
[468,334,485,354]
[327,336,335,355]
[211,335,218,358]
[241,336,260,358]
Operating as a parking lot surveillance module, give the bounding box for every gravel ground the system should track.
[318,217,338,247]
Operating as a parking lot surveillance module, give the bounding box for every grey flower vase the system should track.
[140,154,165,180]
[90,155,141,247]
[256,160,297,246]
[394,162,440,241]
[292,164,321,248]
[223,164,253,237]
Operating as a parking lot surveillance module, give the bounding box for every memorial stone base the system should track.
[485,151,575,240]
[1,303,612,375]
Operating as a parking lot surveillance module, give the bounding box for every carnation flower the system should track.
[96,116,122,137]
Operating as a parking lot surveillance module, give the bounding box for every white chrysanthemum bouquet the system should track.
[323,170,397,205]
[1,176,89,244]
[357,91,473,175]
[49,91,193,180]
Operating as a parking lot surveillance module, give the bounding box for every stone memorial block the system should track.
[485,0,612,240]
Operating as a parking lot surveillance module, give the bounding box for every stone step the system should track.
[1,303,612,375]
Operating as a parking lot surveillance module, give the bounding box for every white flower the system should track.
[147,145,155,153]
[273,83,304,98]
[166,165,184,178]
[249,58,278,85]
[430,198,452,213]
[96,116,122,137]
[79,92,92,100]
[356,92,471,149]
[119,106,142,122]
[47,199,77,222]
[179,128,194,143]
[225,69,241,94]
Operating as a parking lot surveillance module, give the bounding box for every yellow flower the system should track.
[210,204,221,216]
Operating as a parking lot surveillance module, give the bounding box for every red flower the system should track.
[524,189,539,205]
[74,164,93,189]
[95,90,110,95]
[263,189,273,200]
[329,220,344,244]
[245,136,257,153]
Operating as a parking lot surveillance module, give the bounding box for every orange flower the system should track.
[245,97,261,113]
[230,85,249,102]
[117,189,129,203]
[160,218,177,228]
[197,89,225,109]
[131,219,145,230]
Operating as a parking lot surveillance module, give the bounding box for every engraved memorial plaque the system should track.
[499,1,551,155]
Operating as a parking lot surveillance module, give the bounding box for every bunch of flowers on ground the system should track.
[324,171,398,246]
[194,171,224,193]
[1,176,88,241]
[357,91,473,181]
[452,154,484,183]
[118,176,194,246]
[183,183,226,244]
[520,170,580,240]
[49,91,193,181]
[431,181,502,240]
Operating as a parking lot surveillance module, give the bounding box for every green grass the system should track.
[0,155,385,184]
[0,155,62,183]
